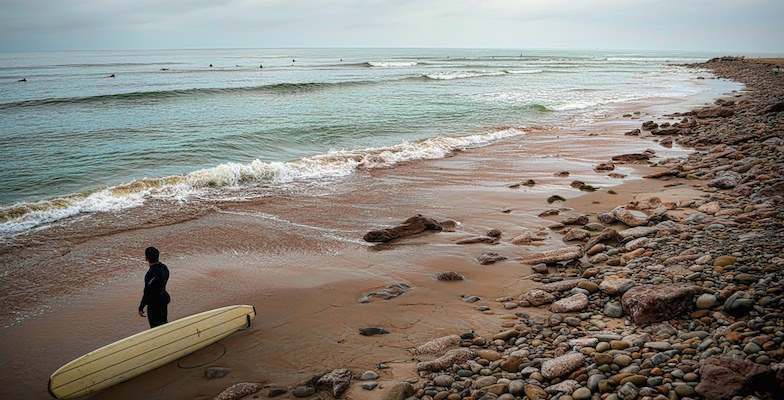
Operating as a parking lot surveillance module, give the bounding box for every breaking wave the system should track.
[0,128,526,236]
[366,61,418,67]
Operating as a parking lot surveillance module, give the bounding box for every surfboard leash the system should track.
[176,342,227,369]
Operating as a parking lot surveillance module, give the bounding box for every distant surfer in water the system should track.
[138,247,171,328]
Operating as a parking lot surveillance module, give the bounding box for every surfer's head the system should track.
[145,247,160,263]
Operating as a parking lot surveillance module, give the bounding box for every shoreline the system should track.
[0,57,781,400]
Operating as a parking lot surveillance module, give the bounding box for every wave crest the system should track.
[0,128,526,236]
[366,61,418,68]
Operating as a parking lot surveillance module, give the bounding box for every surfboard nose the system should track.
[48,378,58,399]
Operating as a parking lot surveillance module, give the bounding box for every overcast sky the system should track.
[1,0,782,54]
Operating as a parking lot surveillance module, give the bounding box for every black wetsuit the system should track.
[139,262,171,328]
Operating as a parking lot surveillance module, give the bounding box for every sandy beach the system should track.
[1,57,782,400]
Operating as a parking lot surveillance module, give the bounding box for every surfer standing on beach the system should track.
[138,247,171,328]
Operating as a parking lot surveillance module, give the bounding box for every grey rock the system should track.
[293,386,316,398]
[603,302,624,318]
[205,367,231,380]
[724,291,755,316]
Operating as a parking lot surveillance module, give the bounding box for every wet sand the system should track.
[0,74,736,400]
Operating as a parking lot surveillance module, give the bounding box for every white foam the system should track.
[505,69,543,74]
[0,128,526,237]
[366,61,418,67]
[423,71,506,80]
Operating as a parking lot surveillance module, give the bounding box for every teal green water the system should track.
[0,48,740,234]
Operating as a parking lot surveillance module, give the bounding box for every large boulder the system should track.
[363,214,443,242]
[695,356,775,400]
[621,284,702,324]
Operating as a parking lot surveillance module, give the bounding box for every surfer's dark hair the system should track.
[145,247,160,263]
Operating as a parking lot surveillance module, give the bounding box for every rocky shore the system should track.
[361,58,784,400]
[203,58,784,400]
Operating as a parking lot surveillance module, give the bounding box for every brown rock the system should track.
[761,102,784,113]
[611,153,651,162]
[595,162,616,172]
[621,284,702,324]
[586,243,606,255]
[492,330,520,341]
[517,246,583,265]
[524,384,548,400]
[696,107,734,118]
[695,356,775,400]
[562,215,589,225]
[435,271,463,281]
[714,255,737,267]
[476,349,502,361]
[501,354,524,372]
[612,206,651,227]
[562,228,590,241]
[523,289,556,306]
[364,214,443,242]
[585,228,623,250]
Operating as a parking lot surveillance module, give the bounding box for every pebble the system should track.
[572,387,591,400]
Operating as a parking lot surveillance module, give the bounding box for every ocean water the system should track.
[0,48,739,237]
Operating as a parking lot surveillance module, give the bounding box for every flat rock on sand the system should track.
[517,246,583,265]
[409,334,462,355]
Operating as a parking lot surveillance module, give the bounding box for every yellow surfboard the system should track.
[48,305,256,399]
